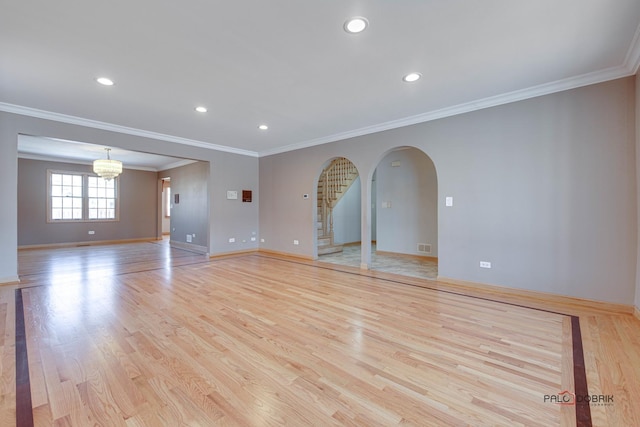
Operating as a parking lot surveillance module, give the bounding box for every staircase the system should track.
[317,158,359,255]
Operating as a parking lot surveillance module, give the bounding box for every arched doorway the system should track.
[315,157,361,266]
[369,147,438,279]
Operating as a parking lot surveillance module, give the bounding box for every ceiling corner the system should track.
[624,21,640,74]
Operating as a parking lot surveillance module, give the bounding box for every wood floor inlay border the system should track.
[572,316,592,427]
[15,289,34,427]
[14,251,593,426]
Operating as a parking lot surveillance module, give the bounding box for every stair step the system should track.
[318,244,344,255]
[318,236,331,246]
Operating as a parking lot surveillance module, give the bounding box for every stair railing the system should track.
[320,169,329,237]
[320,158,358,241]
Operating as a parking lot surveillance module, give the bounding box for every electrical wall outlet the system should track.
[228,237,235,243]
[88,230,95,235]
[480,261,492,268]
[260,238,265,243]
[293,240,299,245]
[251,237,256,242]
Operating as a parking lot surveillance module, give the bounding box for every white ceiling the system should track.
[2,0,640,158]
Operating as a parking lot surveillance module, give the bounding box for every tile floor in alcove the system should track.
[318,244,438,280]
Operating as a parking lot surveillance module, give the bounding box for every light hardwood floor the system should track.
[0,241,638,426]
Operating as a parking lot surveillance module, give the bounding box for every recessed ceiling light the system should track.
[258,124,269,130]
[402,72,422,83]
[96,77,114,86]
[195,106,208,113]
[344,17,368,34]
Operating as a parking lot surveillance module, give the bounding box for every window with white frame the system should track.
[48,170,119,222]
[88,175,117,219]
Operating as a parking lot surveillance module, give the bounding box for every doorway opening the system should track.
[317,148,438,280]
[161,177,171,237]
[316,157,361,264]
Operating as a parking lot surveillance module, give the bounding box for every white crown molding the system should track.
[18,152,94,166]
[0,103,259,158]
[158,159,198,171]
[258,63,634,157]
[17,152,163,172]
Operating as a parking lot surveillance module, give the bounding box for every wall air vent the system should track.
[417,243,431,254]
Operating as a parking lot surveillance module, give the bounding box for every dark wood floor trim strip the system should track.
[572,316,592,427]
[15,289,34,427]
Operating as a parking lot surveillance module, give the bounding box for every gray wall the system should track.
[375,148,438,256]
[18,158,157,246]
[210,155,259,253]
[161,161,209,249]
[332,177,361,244]
[259,77,637,304]
[0,111,259,282]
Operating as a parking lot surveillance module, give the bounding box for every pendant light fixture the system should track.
[93,148,122,180]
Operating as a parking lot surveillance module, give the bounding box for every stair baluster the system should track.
[317,158,359,255]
